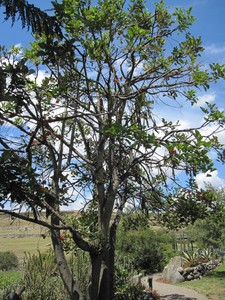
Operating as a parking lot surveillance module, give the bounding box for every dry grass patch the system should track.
[0,213,52,264]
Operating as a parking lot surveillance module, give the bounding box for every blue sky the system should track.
[0,0,225,191]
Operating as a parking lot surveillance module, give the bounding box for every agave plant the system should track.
[198,248,213,263]
[182,247,224,267]
[181,249,200,267]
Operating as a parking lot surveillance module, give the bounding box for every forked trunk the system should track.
[87,249,115,300]
[52,229,116,300]
[86,213,117,300]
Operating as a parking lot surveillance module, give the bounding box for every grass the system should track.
[0,270,22,289]
[0,213,52,264]
[0,236,52,262]
[175,262,225,300]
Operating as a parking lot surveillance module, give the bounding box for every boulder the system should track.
[162,256,185,282]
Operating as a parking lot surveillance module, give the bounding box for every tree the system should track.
[0,0,225,299]
[0,0,61,36]
[186,187,225,250]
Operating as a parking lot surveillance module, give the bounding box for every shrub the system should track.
[114,266,160,300]
[0,251,19,271]
[23,251,69,300]
[114,266,146,300]
[116,228,176,274]
[0,270,22,289]
[181,249,200,267]
[69,248,90,294]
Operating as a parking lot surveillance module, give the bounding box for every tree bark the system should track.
[98,251,114,300]
[86,253,103,300]
[51,229,83,300]
[86,250,115,300]
[86,220,117,300]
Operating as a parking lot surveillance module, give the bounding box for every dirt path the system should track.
[142,274,209,300]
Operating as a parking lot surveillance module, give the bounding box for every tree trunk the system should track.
[87,222,116,300]
[86,250,115,300]
[86,253,103,300]
[51,229,83,300]
[98,250,115,300]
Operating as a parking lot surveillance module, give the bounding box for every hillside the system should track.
[0,213,52,264]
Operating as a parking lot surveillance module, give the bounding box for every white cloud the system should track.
[204,44,225,55]
[200,122,225,144]
[61,199,84,211]
[195,93,215,107]
[196,170,225,189]
[28,69,48,86]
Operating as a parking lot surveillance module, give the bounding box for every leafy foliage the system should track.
[0,0,62,36]
[23,251,68,300]
[159,187,221,229]
[68,249,90,295]
[184,187,225,250]
[181,248,223,268]
[116,227,176,274]
[0,270,22,299]
[114,267,143,300]
[0,251,18,271]
[181,249,200,267]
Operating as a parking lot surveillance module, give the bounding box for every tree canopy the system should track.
[0,0,225,299]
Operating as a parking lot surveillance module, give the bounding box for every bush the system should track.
[114,266,160,300]
[21,249,90,300]
[114,266,146,300]
[115,226,174,299]
[0,270,22,289]
[0,251,19,271]
[69,248,90,294]
[116,227,176,274]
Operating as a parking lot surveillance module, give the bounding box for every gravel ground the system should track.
[142,274,209,300]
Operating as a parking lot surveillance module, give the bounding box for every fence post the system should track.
[148,276,153,289]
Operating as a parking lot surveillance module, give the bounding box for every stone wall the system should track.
[162,256,222,282]
[178,260,221,281]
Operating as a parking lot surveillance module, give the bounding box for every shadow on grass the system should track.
[206,270,225,278]
[160,295,199,300]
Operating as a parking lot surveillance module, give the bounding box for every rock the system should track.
[179,260,221,282]
[130,273,142,285]
[187,274,194,281]
[162,256,185,282]
[5,292,21,300]
[177,267,184,274]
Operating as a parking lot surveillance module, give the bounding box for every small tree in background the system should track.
[185,187,225,250]
[1,0,225,299]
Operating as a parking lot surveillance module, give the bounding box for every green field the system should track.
[0,213,52,264]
